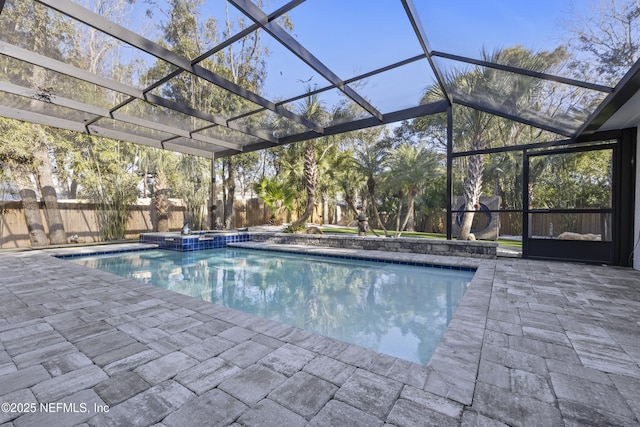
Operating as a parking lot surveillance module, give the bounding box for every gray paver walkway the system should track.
[0,243,639,426]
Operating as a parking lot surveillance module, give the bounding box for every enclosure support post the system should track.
[446,106,453,240]
[522,149,529,258]
[209,155,217,229]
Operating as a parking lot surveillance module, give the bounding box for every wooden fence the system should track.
[0,197,607,248]
[0,199,186,248]
[230,198,323,228]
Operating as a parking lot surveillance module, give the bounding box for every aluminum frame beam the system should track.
[229,0,384,122]
[37,0,323,134]
[0,41,143,98]
[144,0,306,94]
[0,105,88,133]
[215,101,449,157]
[0,80,109,118]
[577,58,640,136]
[401,0,451,105]
[109,113,244,151]
[432,51,615,94]
[225,53,429,126]
[0,41,271,151]
[453,95,575,138]
[0,104,215,159]
[0,80,248,151]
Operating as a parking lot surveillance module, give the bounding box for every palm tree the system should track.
[420,46,569,240]
[386,143,443,236]
[288,93,329,230]
[352,138,391,236]
[329,150,364,220]
[137,147,178,232]
[253,176,296,224]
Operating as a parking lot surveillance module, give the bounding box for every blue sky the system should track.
[122,0,596,116]
[256,0,592,114]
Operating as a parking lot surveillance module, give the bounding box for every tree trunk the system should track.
[209,158,218,230]
[403,188,417,232]
[291,141,317,229]
[152,170,170,232]
[69,179,78,199]
[223,158,235,229]
[367,176,389,236]
[14,163,48,246]
[344,190,359,219]
[322,191,329,225]
[34,140,67,245]
[394,193,404,237]
[460,153,484,240]
[401,190,417,233]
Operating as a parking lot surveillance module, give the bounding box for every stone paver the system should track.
[308,399,384,427]
[88,380,194,426]
[303,355,356,386]
[0,365,51,396]
[217,364,287,405]
[219,340,272,368]
[174,357,241,395]
[31,365,108,402]
[93,372,151,406]
[333,369,403,419]
[0,244,638,426]
[162,389,247,427]
[236,398,306,427]
[258,343,316,376]
[133,351,198,385]
[268,371,337,419]
[387,398,460,427]
[181,336,235,361]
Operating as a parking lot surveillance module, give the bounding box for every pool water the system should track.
[70,248,473,365]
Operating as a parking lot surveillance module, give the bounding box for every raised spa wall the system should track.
[139,231,497,258]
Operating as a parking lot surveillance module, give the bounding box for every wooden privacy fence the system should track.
[414,211,603,237]
[0,199,186,248]
[0,197,607,248]
[230,198,323,228]
[528,212,608,237]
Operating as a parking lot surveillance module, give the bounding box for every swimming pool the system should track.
[70,247,474,365]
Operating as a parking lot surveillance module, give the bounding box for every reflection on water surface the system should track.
[72,248,473,365]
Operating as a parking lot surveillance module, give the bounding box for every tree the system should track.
[145,0,275,229]
[253,176,295,224]
[0,1,74,245]
[0,119,49,246]
[176,154,211,230]
[417,46,569,240]
[217,0,279,229]
[288,93,330,230]
[136,147,180,232]
[78,138,139,241]
[567,0,640,86]
[352,135,392,236]
[33,131,67,244]
[328,150,364,221]
[386,143,443,236]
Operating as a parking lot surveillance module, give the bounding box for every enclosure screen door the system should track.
[524,144,615,264]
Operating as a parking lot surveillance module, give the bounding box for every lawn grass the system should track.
[321,226,523,248]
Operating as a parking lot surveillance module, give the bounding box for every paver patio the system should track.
[0,243,638,426]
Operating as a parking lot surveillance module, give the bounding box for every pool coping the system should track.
[226,242,478,271]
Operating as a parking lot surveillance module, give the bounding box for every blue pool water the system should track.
[70,248,473,365]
